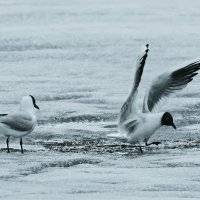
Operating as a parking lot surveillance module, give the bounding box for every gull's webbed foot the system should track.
[145,141,161,146]
[152,141,161,146]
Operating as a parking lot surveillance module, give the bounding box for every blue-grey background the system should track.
[0,0,200,199]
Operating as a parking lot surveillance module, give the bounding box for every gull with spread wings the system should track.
[108,44,200,153]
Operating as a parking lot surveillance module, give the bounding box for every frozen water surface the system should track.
[0,0,200,199]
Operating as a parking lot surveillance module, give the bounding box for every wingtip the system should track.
[145,44,149,53]
[192,72,198,77]
[139,44,149,57]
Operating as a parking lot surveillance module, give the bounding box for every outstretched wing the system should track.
[119,44,149,123]
[143,59,200,113]
[0,112,34,131]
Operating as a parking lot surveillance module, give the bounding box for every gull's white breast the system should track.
[127,113,163,144]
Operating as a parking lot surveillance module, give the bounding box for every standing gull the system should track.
[0,95,39,153]
[108,44,200,152]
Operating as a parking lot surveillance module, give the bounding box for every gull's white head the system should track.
[20,95,40,113]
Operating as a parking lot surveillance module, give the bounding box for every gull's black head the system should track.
[161,112,176,129]
[29,95,40,110]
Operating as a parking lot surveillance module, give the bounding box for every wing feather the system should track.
[119,44,149,123]
[143,59,200,112]
[0,112,34,131]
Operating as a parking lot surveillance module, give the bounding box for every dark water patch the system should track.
[169,56,192,62]
[40,137,104,152]
[40,94,91,102]
[0,100,19,105]
[77,99,108,105]
[0,148,42,153]
[41,138,200,156]
[41,138,149,155]
[96,105,114,111]
[103,124,117,128]
[67,88,97,93]
[69,190,99,194]
[21,158,101,177]
[176,93,200,98]
[192,177,200,182]
[0,175,16,181]
[163,140,200,149]
[38,111,76,125]
[164,162,200,168]
[0,43,62,52]
[96,180,121,185]
[61,130,108,139]
[50,113,117,123]
[147,184,200,192]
